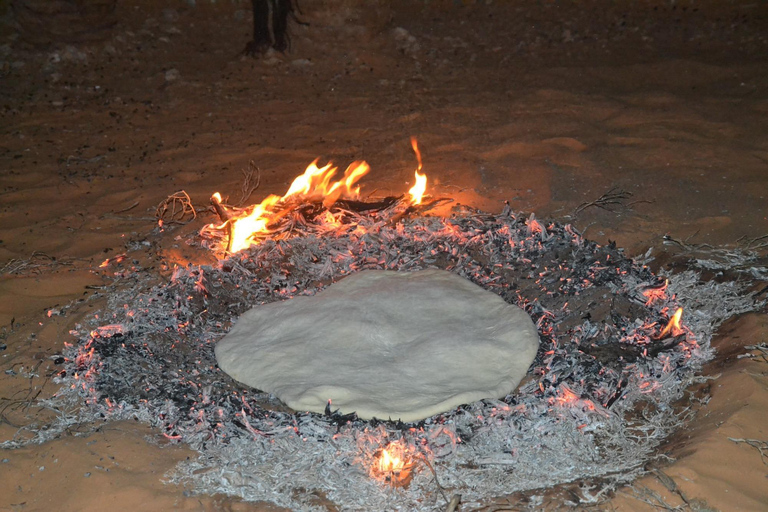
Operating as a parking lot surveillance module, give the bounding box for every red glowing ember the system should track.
[642,279,669,306]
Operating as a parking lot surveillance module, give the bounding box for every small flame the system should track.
[374,440,413,487]
[408,171,427,205]
[379,447,403,474]
[658,307,684,338]
[408,137,427,205]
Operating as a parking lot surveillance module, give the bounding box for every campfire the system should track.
[16,141,760,511]
[203,136,432,255]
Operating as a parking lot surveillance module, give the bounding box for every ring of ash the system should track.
[49,206,732,511]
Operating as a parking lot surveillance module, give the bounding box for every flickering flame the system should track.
[283,159,370,206]
[658,307,684,338]
[227,194,281,253]
[206,139,430,254]
[374,440,413,487]
[408,136,427,205]
[408,171,427,205]
[379,447,403,474]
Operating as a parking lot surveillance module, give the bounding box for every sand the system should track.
[1,0,766,510]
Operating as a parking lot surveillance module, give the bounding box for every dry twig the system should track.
[417,453,450,507]
[736,233,768,252]
[574,187,650,215]
[0,252,75,276]
[728,437,768,465]
[239,161,261,205]
[156,190,197,224]
[739,344,768,363]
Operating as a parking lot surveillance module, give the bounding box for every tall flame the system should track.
[283,159,370,203]
[408,137,427,205]
[228,194,281,253]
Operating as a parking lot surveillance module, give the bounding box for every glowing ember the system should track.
[373,440,414,487]
[658,307,685,338]
[642,279,669,306]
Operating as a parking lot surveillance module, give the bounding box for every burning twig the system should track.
[574,187,649,215]
[656,308,684,339]
[209,193,234,254]
[156,190,197,225]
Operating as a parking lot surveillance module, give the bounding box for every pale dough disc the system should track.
[215,269,540,422]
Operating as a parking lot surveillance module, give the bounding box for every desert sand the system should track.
[1,1,767,510]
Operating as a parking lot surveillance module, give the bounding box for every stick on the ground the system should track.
[417,454,450,506]
[445,494,461,512]
[574,187,650,215]
[156,190,197,224]
[239,160,261,205]
[728,437,768,465]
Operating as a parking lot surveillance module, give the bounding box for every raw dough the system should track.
[215,269,540,422]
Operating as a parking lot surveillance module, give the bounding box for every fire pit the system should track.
[8,144,761,510]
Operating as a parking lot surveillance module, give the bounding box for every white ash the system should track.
[3,206,764,511]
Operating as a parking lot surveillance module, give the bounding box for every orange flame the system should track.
[658,307,684,338]
[379,447,403,474]
[227,194,281,253]
[408,137,427,205]
[283,159,370,206]
[207,140,430,254]
[374,440,413,487]
[209,159,371,253]
[408,171,427,205]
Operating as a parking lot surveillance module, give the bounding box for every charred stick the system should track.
[210,194,234,254]
[335,196,400,212]
[210,194,230,223]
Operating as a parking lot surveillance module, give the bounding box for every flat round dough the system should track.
[215,269,540,422]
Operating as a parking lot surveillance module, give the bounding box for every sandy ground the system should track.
[1,0,767,510]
